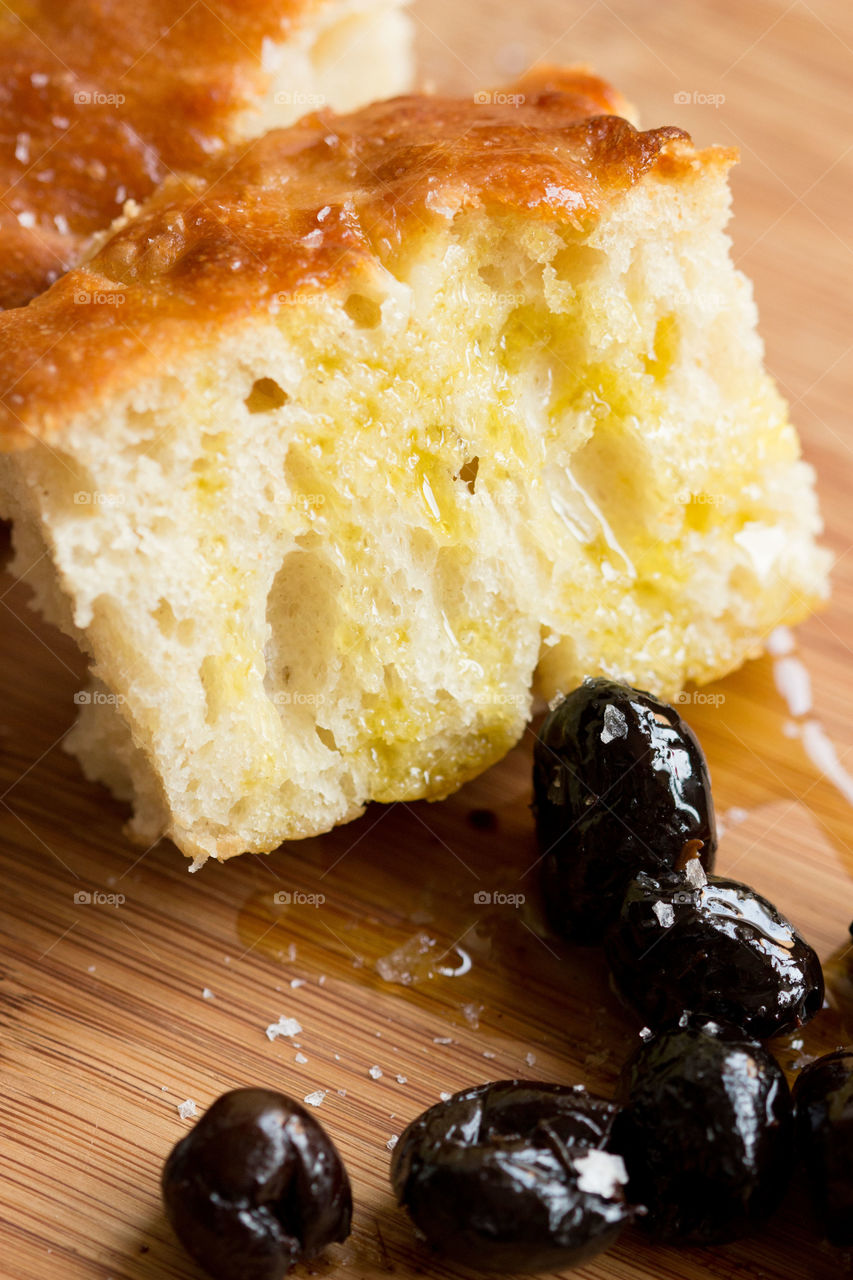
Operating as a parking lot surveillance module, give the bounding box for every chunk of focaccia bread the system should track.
[0,0,412,308]
[0,68,829,864]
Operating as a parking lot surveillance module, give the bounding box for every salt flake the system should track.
[600,704,628,744]
[652,901,675,928]
[266,1015,303,1042]
[684,858,707,889]
[574,1150,628,1198]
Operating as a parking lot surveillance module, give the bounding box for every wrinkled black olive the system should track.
[611,1021,793,1244]
[391,1080,633,1271]
[793,1049,853,1245]
[605,866,824,1038]
[162,1088,352,1280]
[533,678,716,943]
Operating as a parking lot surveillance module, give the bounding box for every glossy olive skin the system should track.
[533,678,716,943]
[611,1022,793,1244]
[605,868,824,1038]
[391,1080,633,1271]
[793,1050,853,1245]
[162,1089,352,1280]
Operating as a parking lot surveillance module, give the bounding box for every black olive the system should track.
[161,1088,352,1280]
[611,1021,793,1244]
[533,678,716,943]
[793,1049,853,1245]
[604,865,824,1038]
[390,1079,633,1272]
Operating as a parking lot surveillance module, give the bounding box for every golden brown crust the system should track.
[0,0,332,308]
[0,67,735,449]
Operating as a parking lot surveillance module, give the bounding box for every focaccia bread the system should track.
[0,68,829,864]
[0,0,413,308]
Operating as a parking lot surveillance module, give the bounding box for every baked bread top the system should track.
[0,0,412,309]
[0,66,731,447]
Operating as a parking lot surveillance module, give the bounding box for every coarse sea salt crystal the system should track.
[574,1150,628,1198]
[525,1052,536,1067]
[766,626,795,657]
[600,704,628,744]
[439,1091,452,1102]
[290,978,306,989]
[773,655,813,719]
[433,1036,453,1045]
[369,1065,383,1080]
[684,858,707,889]
[177,1100,197,1120]
[304,1090,325,1107]
[266,1015,303,1042]
[295,1052,308,1064]
[652,901,675,928]
[387,1135,399,1151]
[396,1074,408,1085]
[202,988,214,1000]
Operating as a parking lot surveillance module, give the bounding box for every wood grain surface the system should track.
[2,2,853,1278]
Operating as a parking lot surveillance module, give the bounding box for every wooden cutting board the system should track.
[2,1,852,1277]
